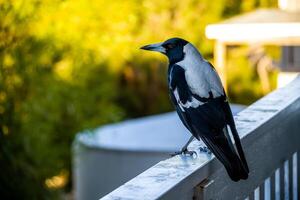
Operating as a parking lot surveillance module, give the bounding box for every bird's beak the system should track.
[140,42,166,54]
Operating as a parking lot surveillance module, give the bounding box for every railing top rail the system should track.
[101,76,300,200]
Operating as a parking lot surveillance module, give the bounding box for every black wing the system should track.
[186,97,249,181]
[168,64,195,135]
[169,92,193,133]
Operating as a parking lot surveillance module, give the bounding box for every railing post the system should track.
[214,41,227,91]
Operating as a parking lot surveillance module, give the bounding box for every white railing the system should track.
[101,76,300,200]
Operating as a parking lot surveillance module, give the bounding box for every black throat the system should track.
[166,45,185,65]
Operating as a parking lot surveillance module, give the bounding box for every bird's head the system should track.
[140,37,188,63]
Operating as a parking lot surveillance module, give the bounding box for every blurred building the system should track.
[206,0,300,91]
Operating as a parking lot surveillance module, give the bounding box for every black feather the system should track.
[169,64,192,103]
[223,101,249,173]
[184,98,248,181]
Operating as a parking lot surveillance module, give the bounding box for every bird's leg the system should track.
[181,136,194,151]
[171,136,196,156]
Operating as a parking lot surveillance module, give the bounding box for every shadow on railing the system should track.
[101,76,300,200]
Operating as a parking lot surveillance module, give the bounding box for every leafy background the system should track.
[0,0,277,199]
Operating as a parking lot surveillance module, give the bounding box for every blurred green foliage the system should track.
[0,0,277,199]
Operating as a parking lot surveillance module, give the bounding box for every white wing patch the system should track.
[176,43,224,98]
[173,88,204,112]
[181,96,204,108]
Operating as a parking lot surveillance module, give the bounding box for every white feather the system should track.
[173,88,185,111]
[181,96,204,108]
[176,43,224,98]
[173,88,204,111]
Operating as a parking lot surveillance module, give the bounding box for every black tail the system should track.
[229,125,249,174]
[201,130,249,181]
[223,101,249,174]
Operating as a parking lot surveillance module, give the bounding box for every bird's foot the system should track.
[199,146,211,154]
[171,148,197,157]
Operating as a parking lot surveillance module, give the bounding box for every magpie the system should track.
[140,37,249,181]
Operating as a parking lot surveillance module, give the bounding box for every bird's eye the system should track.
[166,44,175,49]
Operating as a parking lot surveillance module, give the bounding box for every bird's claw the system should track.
[171,149,197,157]
[199,146,211,154]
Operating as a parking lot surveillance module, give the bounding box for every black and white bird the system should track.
[140,38,249,181]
